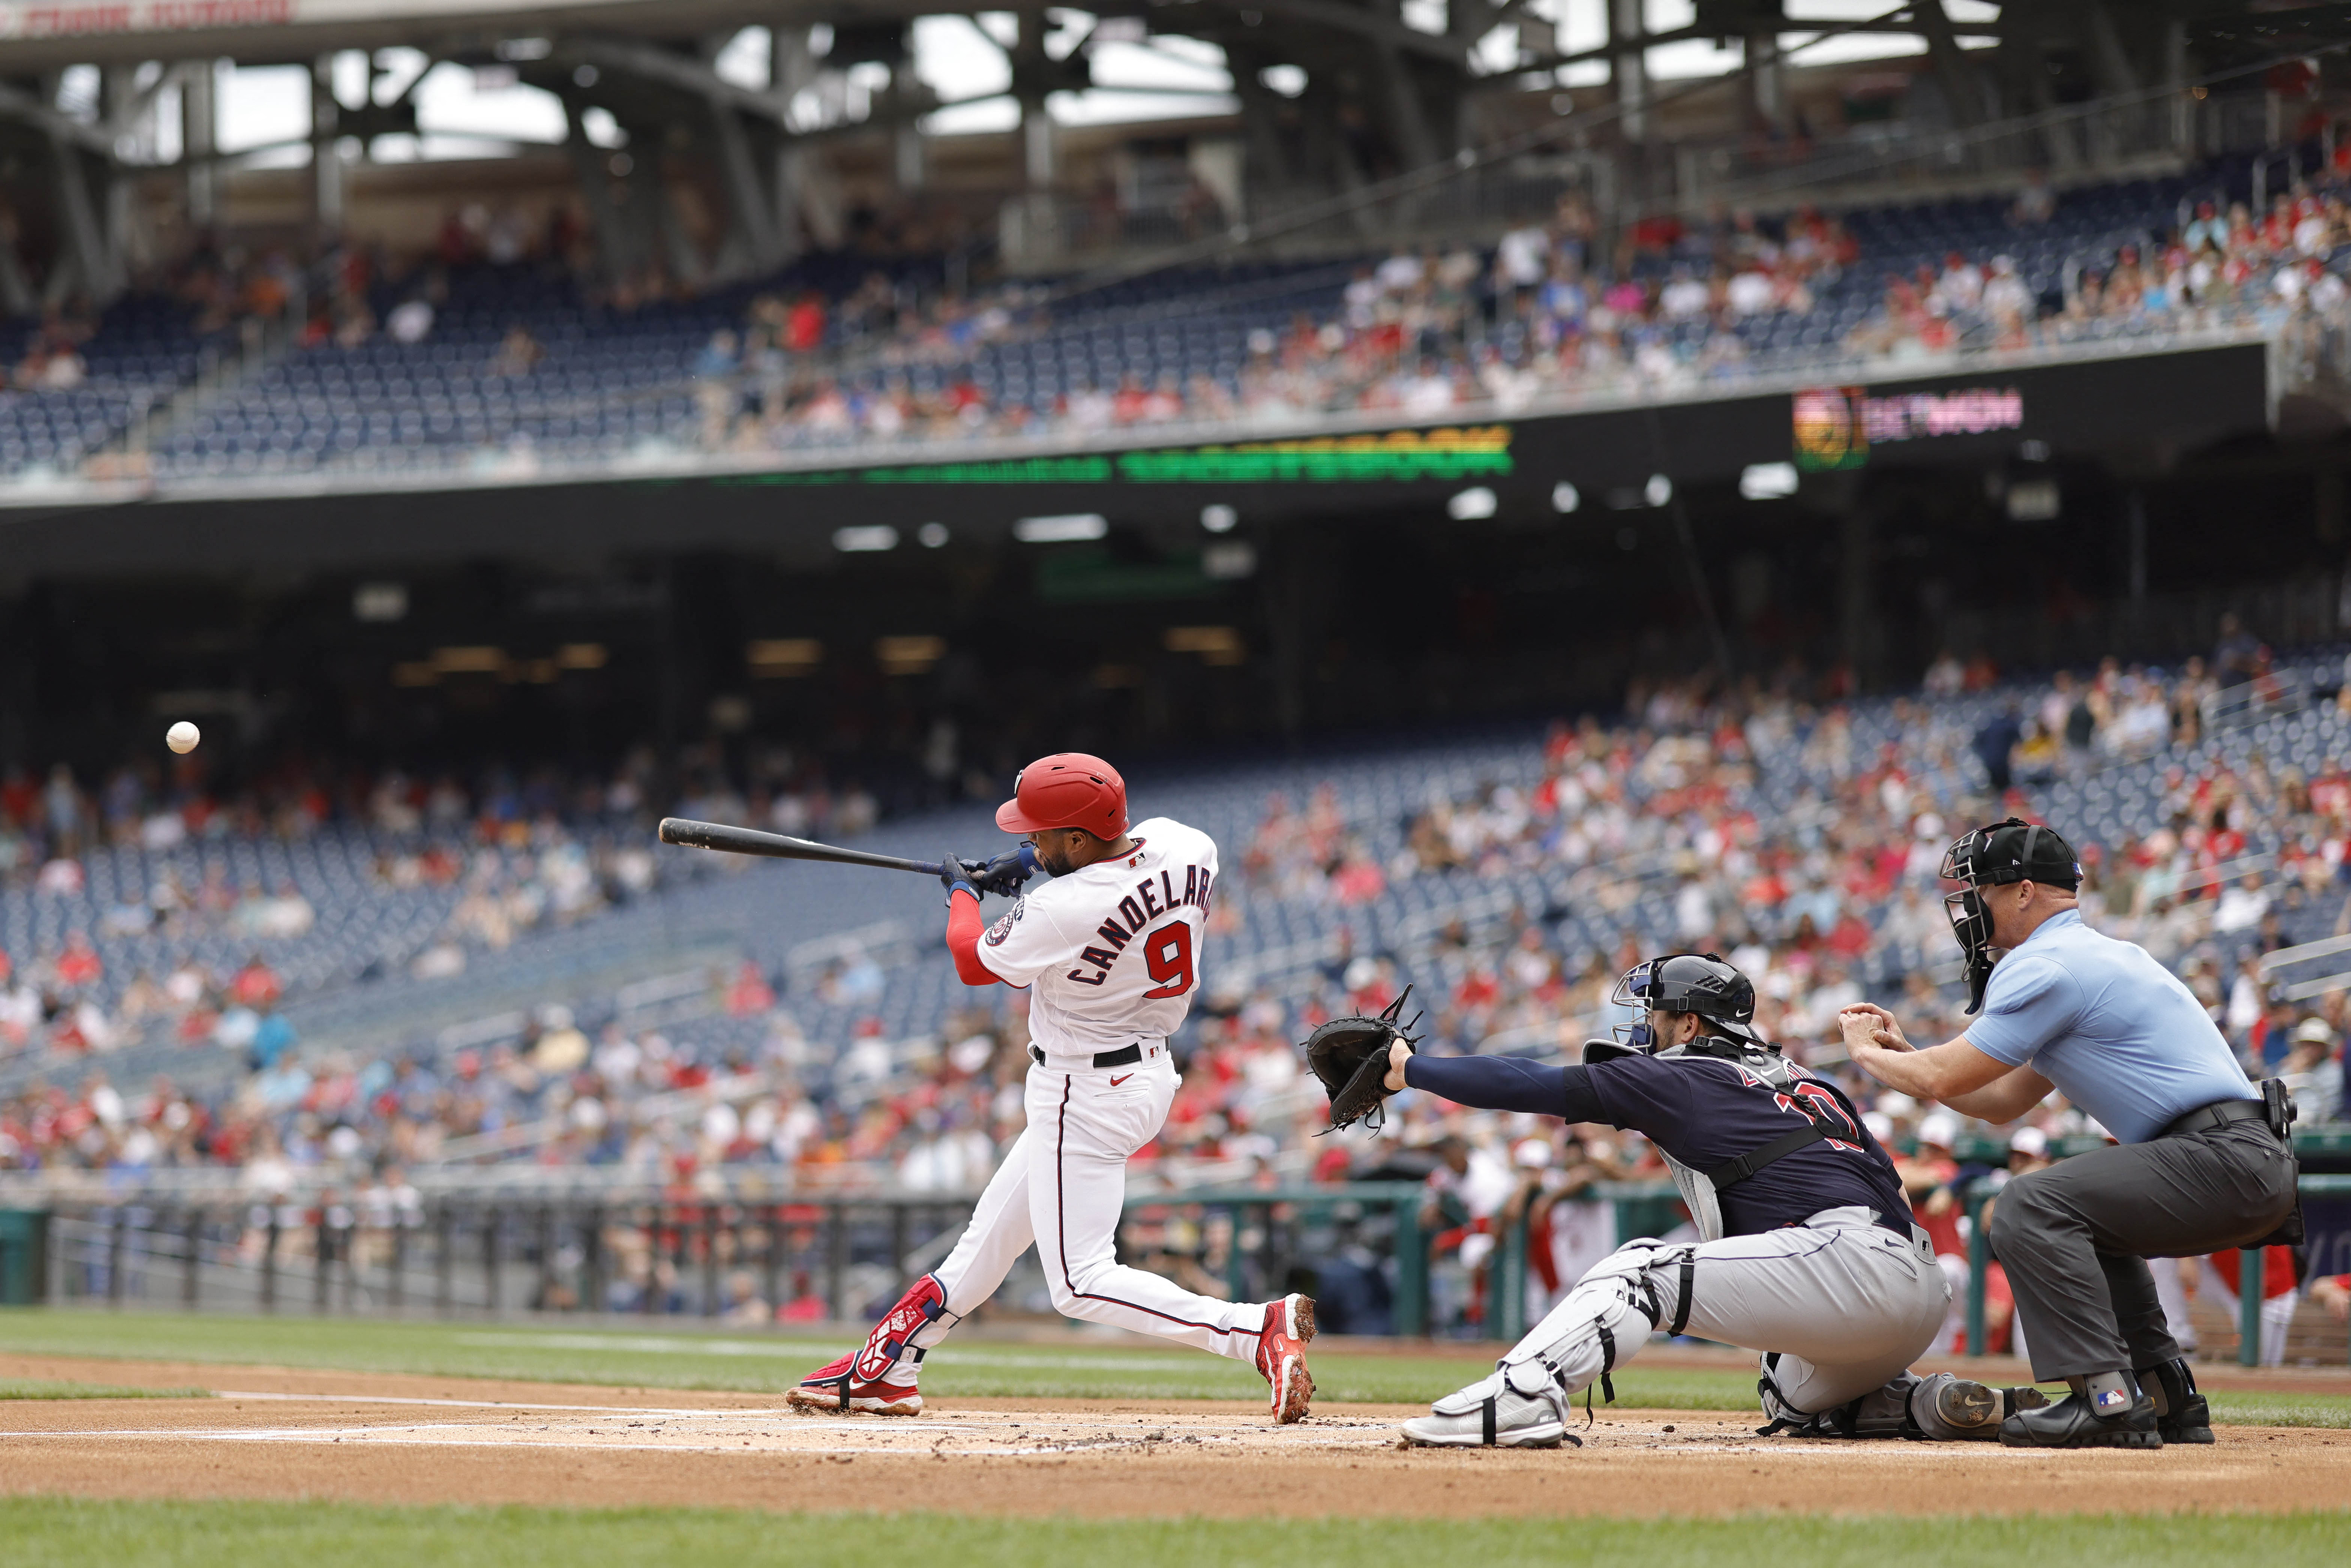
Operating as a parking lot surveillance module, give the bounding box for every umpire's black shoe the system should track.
[1999,1371,2161,1450]
[2136,1358,2214,1445]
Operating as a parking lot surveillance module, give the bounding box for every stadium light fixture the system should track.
[1550,481,1579,513]
[1447,486,1498,520]
[432,646,505,675]
[352,582,408,622]
[1739,462,1799,500]
[1203,542,1256,580]
[834,524,900,552]
[747,639,822,677]
[1166,626,1246,664]
[2006,478,2061,522]
[876,635,948,675]
[1014,513,1109,543]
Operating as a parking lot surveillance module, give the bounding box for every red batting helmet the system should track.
[996,753,1128,838]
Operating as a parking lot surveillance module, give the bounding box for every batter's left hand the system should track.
[939,848,978,901]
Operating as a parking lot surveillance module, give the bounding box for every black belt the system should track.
[1029,1042,1143,1070]
[2160,1099,2267,1139]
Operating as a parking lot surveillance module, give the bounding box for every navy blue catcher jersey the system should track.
[1586,1052,1913,1238]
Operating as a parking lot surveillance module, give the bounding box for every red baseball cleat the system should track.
[785,1350,924,1416]
[786,1274,947,1417]
[1254,1293,1317,1424]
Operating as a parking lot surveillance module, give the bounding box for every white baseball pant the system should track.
[905,1052,1271,1363]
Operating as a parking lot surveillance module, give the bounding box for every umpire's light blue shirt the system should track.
[1963,908,2255,1144]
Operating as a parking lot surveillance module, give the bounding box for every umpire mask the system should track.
[1939,818,2082,1015]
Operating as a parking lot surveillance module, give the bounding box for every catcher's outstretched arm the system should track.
[1404,1056,1606,1121]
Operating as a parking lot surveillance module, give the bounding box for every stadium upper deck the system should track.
[0,156,2329,500]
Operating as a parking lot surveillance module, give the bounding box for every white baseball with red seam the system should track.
[165,721,201,754]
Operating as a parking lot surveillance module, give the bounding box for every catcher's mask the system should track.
[1940,817,2081,1015]
[1609,952,1762,1054]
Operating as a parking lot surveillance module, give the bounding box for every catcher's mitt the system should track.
[1302,987,1423,1133]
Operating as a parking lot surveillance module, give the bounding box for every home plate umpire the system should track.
[1840,817,2301,1449]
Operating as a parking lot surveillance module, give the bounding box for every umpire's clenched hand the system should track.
[1838,1001,1912,1054]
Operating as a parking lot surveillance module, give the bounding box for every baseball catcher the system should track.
[1313,953,2041,1447]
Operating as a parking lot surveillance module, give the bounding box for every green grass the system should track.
[2207,1391,2351,1430]
[2,1309,2347,1427]
[0,1379,211,1400]
[1,1500,2347,1567]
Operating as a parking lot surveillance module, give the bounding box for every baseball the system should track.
[165,721,201,754]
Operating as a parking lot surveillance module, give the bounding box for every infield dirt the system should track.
[0,1352,2344,1519]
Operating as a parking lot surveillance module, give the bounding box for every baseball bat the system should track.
[657,817,948,877]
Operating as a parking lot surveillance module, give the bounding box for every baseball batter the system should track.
[1324,954,2037,1447]
[789,751,1317,1423]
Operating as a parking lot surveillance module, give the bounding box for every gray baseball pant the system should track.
[1989,1120,2297,1381]
[1499,1205,1948,1417]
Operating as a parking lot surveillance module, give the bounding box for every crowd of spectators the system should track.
[21,165,2351,479]
[4,623,2349,1351]
[8,626,2345,1175]
[673,169,2351,453]
[0,742,893,1063]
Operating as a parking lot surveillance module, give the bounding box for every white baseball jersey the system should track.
[975,815,1218,1052]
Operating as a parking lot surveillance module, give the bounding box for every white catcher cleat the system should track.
[1399,1366,1573,1449]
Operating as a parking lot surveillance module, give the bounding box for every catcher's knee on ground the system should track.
[1400,1240,1685,1448]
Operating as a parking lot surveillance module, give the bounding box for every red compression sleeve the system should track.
[945,889,1000,986]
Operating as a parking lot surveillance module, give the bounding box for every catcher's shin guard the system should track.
[1756,1367,2041,1441]
[1399,1243,1670,1448]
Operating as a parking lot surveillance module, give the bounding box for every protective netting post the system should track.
[1965,1184,1991,1356]
[2238,1247,2264,1367]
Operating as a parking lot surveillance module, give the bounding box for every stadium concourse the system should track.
[5,636,2351,1342]
[4,151,2351,486]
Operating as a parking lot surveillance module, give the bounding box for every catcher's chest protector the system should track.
[1589,1039,1818,1244]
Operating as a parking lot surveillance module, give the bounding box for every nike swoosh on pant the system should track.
[1109,1074,1134,1086]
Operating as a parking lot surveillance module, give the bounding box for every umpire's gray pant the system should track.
[1989,1120,2297,1381]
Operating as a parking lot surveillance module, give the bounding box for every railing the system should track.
[0,1178,1690,1343]
[16,1154,2349,1357]
[2202,668,2310,733]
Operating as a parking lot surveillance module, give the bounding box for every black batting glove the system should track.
[969,845,1041,898]
[939,848,978,903]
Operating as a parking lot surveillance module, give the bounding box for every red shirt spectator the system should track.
[725,962,775,1016]
[56,935,102,988]
[2209,1245,2297,1303]
[229,957,283,1008]
[785,295,826,353]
